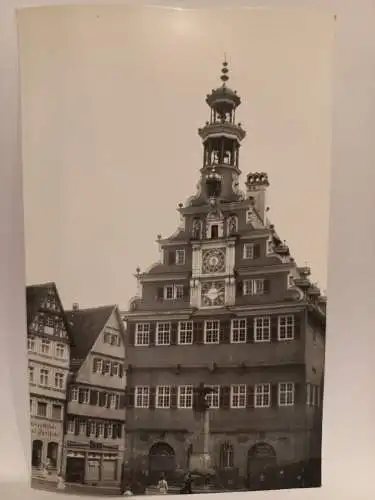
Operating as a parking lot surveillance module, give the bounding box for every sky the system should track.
[18,5,334,310]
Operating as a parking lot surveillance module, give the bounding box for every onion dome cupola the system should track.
[197,59,247,204]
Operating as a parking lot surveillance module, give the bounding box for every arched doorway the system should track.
[148,442,176,484]
[32,440,43,468]
[247,442,276,487]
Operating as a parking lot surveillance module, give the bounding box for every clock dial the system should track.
[202,248,226,274]
[201,281,225,307]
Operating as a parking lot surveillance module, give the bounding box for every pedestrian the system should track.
[157,474,168,495]
[123,485,134,496]
[180,472,193,494]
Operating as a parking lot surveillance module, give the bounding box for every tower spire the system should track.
[220,57,229,85]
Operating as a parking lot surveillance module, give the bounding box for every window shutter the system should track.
[86,420,90,437]
[236,280,243,296]
[68,386,73,401]
[253,244,261,259]
[171,386,178,408]
[264,279,271,294]
[128,323,135,346]
[110,363,114,376]
[168,251,176,265]
[220,320,231,344]
[112,424,118,439]
[271,316,278,342]
[119,364,124,378]
[246,317,254,343]
[149,387,156,409]
[171,322,178,345]
[149,323,156,346]
[193,321,204,344]
[78,389,84,404]
[294,383,304,405]
[124,387,134,408]
[183,285,190,300]
[119,393,125,409]
[74,418,79,436]
[156,287,164,301]
[117,424,122,439]
[220,386,231,409]
[271,384,279,407]
[246,385,255,408]
[105,392,111,408]
[90,390,98,406]
[99,392,106,407]
[104,423,108,439]
[294,313,302,340]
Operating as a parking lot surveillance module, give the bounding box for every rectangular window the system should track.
[243,279,265,296]
[55,343,65,358]
[278,382,295,406]
[110,394,120,409]
[178,321,193,345]
[103,360,111,375]
[175,285,184,300]
[89,422,96,437]
[28,337,36,352]
[107,423,113,439]
[37,401,47,417]
[40,339,50,354]
[278,315,295,341]
[67,419,75,434]
[254,383,271,408]
[243,243,254,260]
[254,316,271,342]
[97,422,105,438]
[80,388,90,404]
[135,323,150,346]
[231,319,247,343]
[164,285,184,300]
[52,404,62,420]
[93,358,103,373]
[230,385,247,408]
[164,285,174,300]
[246,209,253,223]
[266,238,273,254]
[112,362,120,377]
[204,320,220,344]
[206,385,220,409]
[135,386,150,408]
[46,316,54,328]
[176,249,186,265]
[29,366,34,383]
[71,387,79,402]
[79,421,86,435]
[40,369,49,386]
[178,385,193,409]
[156,386,171,409]
[156,322,171,345]
[55,372,64,389]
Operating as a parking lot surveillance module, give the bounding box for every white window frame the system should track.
[67,419,75,434]
[163,284,184,300]
[103,360,111,376]
[71,387,79,402]
[176,249,186,265]
[97,422,105,438]
[109,393,120,409]
[55,343,65,358]
[107,423,113,439]
[206,385,220,409]
[278,315,295,341]
[54,372,64,389]
[112,362,120,377]
[135,323,150,346]
[178,385,193,409]
[89,422,96,437]
[79,420,86,435]
[40,369,49,386]
[278,382,295,407]
[135,386,150,408]
[175,284,184,300]
[204,320,220,344]
[243,279,265,296]
[254,383,271,408]
[231,319,247,343]
[37,401,48,418]
[178,321,193,345]
[253,316,271,342]
[230,384,247,409]
[40,339,50,354]
[156,322,171,346]
[81,388,90,404]
[243,243,254,260]
[93,358,103,374]
[156,385,171,409]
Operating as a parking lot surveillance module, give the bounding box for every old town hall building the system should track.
[123,62,326,488]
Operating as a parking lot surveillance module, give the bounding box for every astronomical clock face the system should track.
[201,281,225,307]
[202,248,226,274]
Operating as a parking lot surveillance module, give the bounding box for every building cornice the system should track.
[141,273,190,283]
[237,262,294,275]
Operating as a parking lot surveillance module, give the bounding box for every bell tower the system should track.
[195,60,247,205]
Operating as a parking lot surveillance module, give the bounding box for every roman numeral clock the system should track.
[200,248,226,307]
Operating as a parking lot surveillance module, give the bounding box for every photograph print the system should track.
[17,5,334,496]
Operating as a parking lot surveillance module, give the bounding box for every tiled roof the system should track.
[66,305,115,371]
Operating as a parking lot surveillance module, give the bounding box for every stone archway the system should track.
[148,442,176,483]
[247,442,277,482]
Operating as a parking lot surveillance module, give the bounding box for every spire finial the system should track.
[220,55,229,84]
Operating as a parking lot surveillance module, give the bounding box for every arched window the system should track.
[219,441,234,468]
[47,442,59,468]
[192,218,203,240]
[32,440,43,468]
[227,215,238,235]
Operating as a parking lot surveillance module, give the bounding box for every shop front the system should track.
[64,440,123,486]
[31,418,64,479]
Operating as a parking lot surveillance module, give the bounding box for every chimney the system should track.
[245,172,269,224]
[72,302,79,311]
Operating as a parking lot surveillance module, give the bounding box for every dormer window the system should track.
[176,249,185,265]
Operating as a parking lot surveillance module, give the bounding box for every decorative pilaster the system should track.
[225,276,236,305]
[226,241,236,274]
[192,245,201,278]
